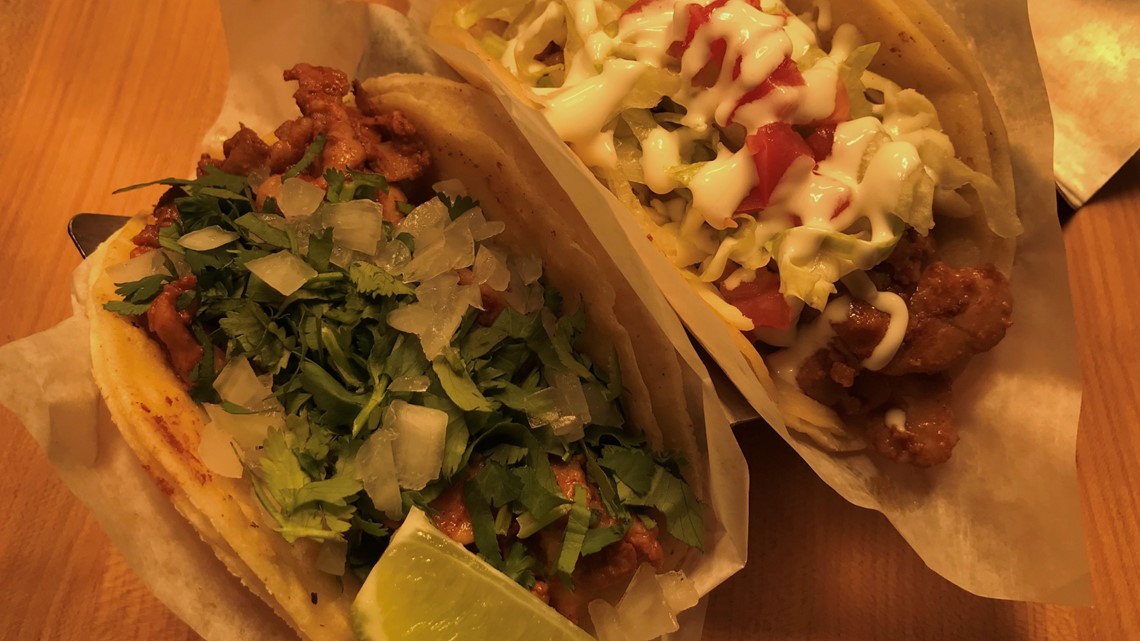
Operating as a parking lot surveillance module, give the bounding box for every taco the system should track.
[88,65,713,640]
[430,0,1024,466]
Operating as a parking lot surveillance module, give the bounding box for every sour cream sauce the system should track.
[500,0,930,367]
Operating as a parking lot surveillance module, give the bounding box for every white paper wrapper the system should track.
[0,1,747,639]
[421,0,1090,605]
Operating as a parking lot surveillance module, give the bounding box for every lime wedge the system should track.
[352,508,595,641]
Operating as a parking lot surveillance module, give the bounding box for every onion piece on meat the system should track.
[106,249,168,284]
[245,251,317,296]
[177,225,240,251]
[279,177,326,218]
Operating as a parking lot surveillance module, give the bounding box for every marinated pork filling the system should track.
[114,63,700,622]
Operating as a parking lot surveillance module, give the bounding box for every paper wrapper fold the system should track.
[0,1,747,639]
[420,0,1090,605]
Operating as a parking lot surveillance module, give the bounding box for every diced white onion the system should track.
[315,539,348,576]
[286,215,319,257]
[615,564,680,641]
[279,177,327,218]
[511,254,543,285]
[472,245,511,292]
[655,571,699,614]
[387,274,482,360]
[203,404,283,451]
[583,382,624,428]
[524,387,560,429]
[385,400,448,491]
[400,218,475,283]
[245,251,317,296]
[106,249,168,284]
[177,225,240,251]
[163,249,192,277]
[321,199,384,255]
[452,208,506,242]
[214,357,281,412]
[198,419,243,479]
[389,375,430,393]
[356,428,403,518]
[374,238,411,275]
[431,179,468,197]
[546,368,590,441]
[330,245,355,269]
[588,600,632,641]
[396,198,449,242]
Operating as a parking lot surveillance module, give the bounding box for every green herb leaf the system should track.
[472,461,523,508]
[581,523,628,556]
[349,261,413,298]
[282,134,326,180]
[556,486,590,575]
[598,445,656,495]
[103,300,151,316]
[114,274,171,305]
[439,193,479,220]
[618,466,704,550]
[234,213,291,249]
[432,350,493,412]
[463,481,504,568]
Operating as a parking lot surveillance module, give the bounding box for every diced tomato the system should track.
[719,270,792,329]
[803,77,851,127]
[804,125,836,160]
[670,0,729,57]
[691,38,727,87]
[727,57,804,125]
[621,0,658,16]
[736,122,815,212]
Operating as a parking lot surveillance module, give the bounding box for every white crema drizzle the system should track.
[495,0,946,367]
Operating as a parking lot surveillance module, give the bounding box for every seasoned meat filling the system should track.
[796,232,1013,466]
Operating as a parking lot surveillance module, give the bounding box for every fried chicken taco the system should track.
[430,0,1024,465]
[88,64,721,640]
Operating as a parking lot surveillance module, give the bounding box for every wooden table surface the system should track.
[1,1,1137,639]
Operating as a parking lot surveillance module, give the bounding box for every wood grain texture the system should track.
[0,1,1135,640]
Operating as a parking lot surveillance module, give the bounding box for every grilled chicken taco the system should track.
[89,65,713,640]
[431,0,1023,466]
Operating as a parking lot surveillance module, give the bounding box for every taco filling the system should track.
[102,64,702,625]
[451,0,1022,466]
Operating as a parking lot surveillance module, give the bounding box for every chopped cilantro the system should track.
[282,134,326,180]
[101,163,707,589]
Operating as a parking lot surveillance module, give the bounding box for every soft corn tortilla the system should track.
[430,0,1020,451]
[89,74,705,641]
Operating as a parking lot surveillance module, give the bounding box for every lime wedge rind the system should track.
[352,508,596,641]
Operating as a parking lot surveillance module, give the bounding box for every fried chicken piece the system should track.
[429,476,475,546]
[146,275,202,379]
[219,124,270,175]
[882,263,1013,375]
[268,116,316,173]
[282,64,366,171]
[130,187,184,257]
[861,375,958,467]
